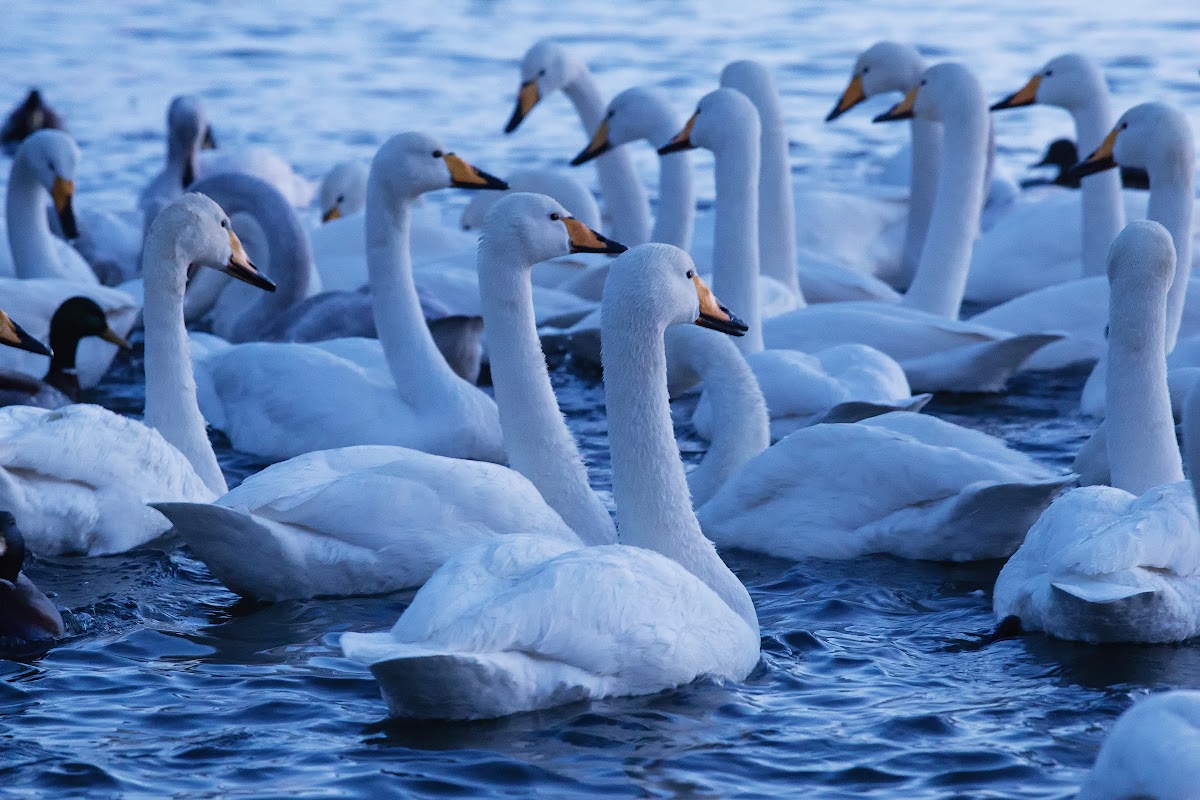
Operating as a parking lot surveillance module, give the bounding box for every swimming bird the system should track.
[1078,691,1200,799]
[317,161,368,223]
[1,89,64,155]
[0,511,65,643]
[1022,139,1148,190]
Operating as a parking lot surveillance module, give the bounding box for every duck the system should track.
[1022,138,1148,190]
[503,40,652,247]
[0,193,276,556]
[340,242,759,721]
[190,133,509,463]
[0,297,128,408]
[1077,691,1200,800]
[155,193,624,600]
[1,89,65,155]
[994,220,1200,644]
[0,511,64,643]
[766,63,1060,392]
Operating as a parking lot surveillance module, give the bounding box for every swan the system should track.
[340,242,759,721]
[1022,138,1148,190]
[152,193,624,600]
[0,297,128,408]
[1077,691,1200,800]
[3,130,94,284]
[2,89,65,154]
[503,39,652,246]
[0,193,276,556]
[190,133,510,463]
[317,161,368,223]
[761,63,1060,393]
[994,221,1200,644]
[0,511,64,642]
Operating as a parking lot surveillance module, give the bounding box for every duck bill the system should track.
[571,119,613,166]
[1069,127,1120,181]
[444,154,509,190]
[873,85,918,123]
[0,311,51,357]
[563,217,626,254]
[223,230,276,292]
[51,176,78,239]
[692,274,747,336]
[504,80,541,134]
[657,113,698,155]
[100,326,131,350]
[990,74,1041,111]
[826,74,867,122]
[321,205,342,223]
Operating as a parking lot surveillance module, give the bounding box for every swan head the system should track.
[572,86,679,166]
[0,309,51,357]
[166,95,206,186]
[462,169,601,231]
[15,129,79,239]
[658,88,759,157]
[1071,102,1195,183]
[873,62,984,126]
[144,193,276,294]
[371,132,507,207]
[0,511,65,642]
[602,243,747,336]
[481,192,625,267]
[505,40,581,133]
[991,53,1104,113]
[1107,219,1174,291]
[318,160,368,222]
[719,60,782,124]
[827,41,926,121]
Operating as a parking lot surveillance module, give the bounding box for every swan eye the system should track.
[431,149,444,158]
[1044,69,1054,77]
[47,161,54,171]
[686,269,695,279]
[220,219,228,229]
[538,69,546,77]
[1120,121,1129,130]
[549,213,561,221]
[919,79,927,86]
[336,194,345,203]
[861,66,870,75]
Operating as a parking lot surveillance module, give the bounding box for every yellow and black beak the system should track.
[990,74,1041,112]
[1069,125,1121,181]
[51,176,78,239]
[444,153,509,191]
[571,119,613,166]
[658,112,698,155]
[100,326,131,351]
[0,310,52,357]
[504,80,541,134]
[563,217,626,255]
[692,274,747,337]
[223,230,276,292]
[826,74,867,122]
[873,85,919,123]
[321,205,341,223]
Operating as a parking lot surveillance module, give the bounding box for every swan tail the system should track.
[1050,579,1156,604]
[817,393,933,424]
[152,502,286,599]
[900,334,1063,393]
[930,478,1072,561]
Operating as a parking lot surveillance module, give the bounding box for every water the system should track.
[3,0,1200,796]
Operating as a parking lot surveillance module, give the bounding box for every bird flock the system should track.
[2,38,1200,795]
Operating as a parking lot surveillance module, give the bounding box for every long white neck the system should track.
[364,175,462,399]
[601,309,758,632]
[477,235,616,546]
[142,239,227,496]
[667,327,769,508]
[1105,261,1182,495]
[654,150,695,250]
[1148,166,1194,352]
[711,134,764,354]
[902,100,988,319]
[1071,93,1125,278]
[5,156,61,279]
[563,73,652,247]
[899,119,941,288]
[749,91,801,301]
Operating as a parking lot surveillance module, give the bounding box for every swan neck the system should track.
[652,150,695,250]
[712,137,764,353]
[754,91,801,300]
[476,237,615,546]
[900,119,941,287]
[1147,172,1194,351]
[1072,98,1125,278]
[5,156,58,278]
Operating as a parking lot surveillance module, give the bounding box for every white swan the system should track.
[0,193,276,555]
[153,193,623,600]
[503,40,652,247]
[762,63,1059,393]
[341,242,759,720]
[191,133,508,463]
[316,160,368,223]
[994,220,1200,644]
[1078,690,1200,800]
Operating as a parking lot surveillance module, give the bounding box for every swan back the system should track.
[318,160,368,221]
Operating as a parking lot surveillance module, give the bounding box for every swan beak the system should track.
[571,119,613,166]
[223,230,277,292]
[504,80,541,134]
[658,112,698,155]
[0,311,52,357]
[1069,126,1120,181]
[51,176,78,239]
[0,513,65,641]
[444,154,509,190]
[100,326,131,351]
[990,74,1041,111]
[321,205,342,223]
[873,85,918,123]
[692,274,747,336]
[202,124,217,150]
[826,74,867,122]
[563,217,626,254]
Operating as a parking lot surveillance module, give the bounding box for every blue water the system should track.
[4,0,1200,796]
